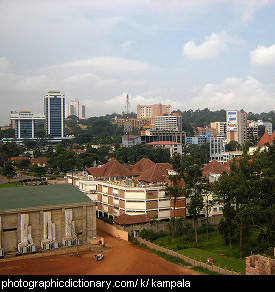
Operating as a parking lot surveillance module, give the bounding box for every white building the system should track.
[209,136,226,161]
[248,120,272,135]
[155,113,182,131]
[147,141,183,157]
[65,100,85,119]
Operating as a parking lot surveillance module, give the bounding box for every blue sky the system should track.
[0,0,275,125]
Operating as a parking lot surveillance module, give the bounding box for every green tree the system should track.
[164,174,184,237]
[1,162,16,178]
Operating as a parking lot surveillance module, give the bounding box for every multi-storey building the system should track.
[155,113,182,131]
[210,122,227,137]
[65,100,85,119]
[44,91,65,138]
[141,129,186,145]
[66,158,186,221]
[114,118,155,130]
[10,111,45,139]
[209,136,226,161]
[147,141,183,157]
[137,103,172,119]
[226,110,247,145]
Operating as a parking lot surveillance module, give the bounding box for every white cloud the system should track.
[183,31,239,60]
[188,76,275,113]
[232,0,275,23]
[249,44,275,66]
[44,56,158,77]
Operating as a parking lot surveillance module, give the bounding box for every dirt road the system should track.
[0,230,200,275]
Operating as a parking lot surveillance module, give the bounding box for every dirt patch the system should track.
[0,230,200,275]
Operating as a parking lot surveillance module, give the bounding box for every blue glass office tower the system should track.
[44,91,65,138]
[10,111,45,139]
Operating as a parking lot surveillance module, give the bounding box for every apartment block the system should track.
[137,103,172,119]
[66,158,186,221]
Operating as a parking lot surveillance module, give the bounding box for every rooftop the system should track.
[86,157,173,183]
[257,131,275,146]
[0,184,92,211]
[202,160,230,177]
[113,214,151,225]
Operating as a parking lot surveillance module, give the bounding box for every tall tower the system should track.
[44,91,65,138]
[226,110,247,145]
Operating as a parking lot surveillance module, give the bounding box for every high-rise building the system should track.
[155,113,182,131]
[137,103,172,119]
[65,100,85,119]
[10,111,45,139]
[226,110,247,145]
[210,122,227,137]
[44,91,65,138]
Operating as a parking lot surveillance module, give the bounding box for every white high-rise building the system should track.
[65,100,85,119]
[155,113,182,131]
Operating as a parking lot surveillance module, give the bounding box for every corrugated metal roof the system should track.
[0,184,92,211]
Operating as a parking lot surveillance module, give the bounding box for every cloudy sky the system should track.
[0,0,275,125]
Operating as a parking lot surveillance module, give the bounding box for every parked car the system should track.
[94,254,104,261]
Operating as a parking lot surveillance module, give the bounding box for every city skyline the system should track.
[0,0,275,125]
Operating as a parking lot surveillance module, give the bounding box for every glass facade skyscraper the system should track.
[44,91,65,138]
[10,111,45,139]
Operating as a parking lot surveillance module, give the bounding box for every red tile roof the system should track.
[30,157,48,165]
[135,163,173,182]
[87,157,133,178]
[10,157,29,161]
[202,160,230,177]
[113,214,151,225]
[130,158,156,176]
[257,132,274,146]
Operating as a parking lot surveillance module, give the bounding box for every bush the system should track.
[197,224,214,234]
[139,229,167,241]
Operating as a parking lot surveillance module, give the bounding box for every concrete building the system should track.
[226,110,247,145]
[210,122,227,137]
[114,117,154,130]
[209,136,226,161]
[65,100,85,119]
[248,120,273,135]
[155,113,182,131]
[147,141,183,157]
[0,184,96,256]
[66,158,186,221]
[141,129,186,145]
[137,103,172,119]
[10,111,45,139]
[44,91,65,138]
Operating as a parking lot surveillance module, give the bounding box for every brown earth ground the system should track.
[0,230,200,275]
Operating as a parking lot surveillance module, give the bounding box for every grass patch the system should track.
[0,182,18,188]
[178,248,245,274]
[139,243,192,267]
[145,228,246,274]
